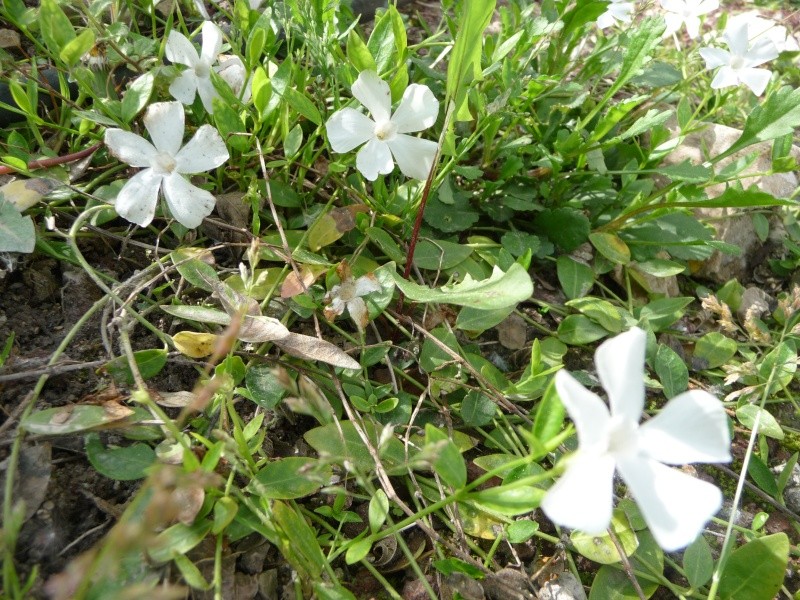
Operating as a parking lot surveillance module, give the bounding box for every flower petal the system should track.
[541,452,616,534]
[391,84,439,133]
[738,67,772,96]
[356,138,393,181]
[347,297,369,330]
[699,47,731,69]
[144,101,185,156]
[217,56,249,99]
[596,9,617,29]
[387,134,437,180]
[659,0,685,13]
[595,327,645,423]
[169,71,199,106]
[197,77,220,113]
[698,0,719,13]
[639,390,731,464]
[175,124,229,173]
[351,70,391,123]
[114,168,162,227]
[709,66,740,89]
[162,172,216,229]
[555,370,611,450]
[326,108,375,153]
[200,21,223,64]
[724,20,750,57]
[165,30,199,68]
[744,38,779,68]
[617,457,723,551]
[353,274,381,297]
[684,16,702,40]
[104,129,157,167]
[663,13,684,37]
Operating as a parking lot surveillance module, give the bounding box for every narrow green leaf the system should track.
[683,535,714,589]
[426,423,467,489]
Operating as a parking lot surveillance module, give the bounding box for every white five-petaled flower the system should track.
[660,0,718,39]
[698,20,779,96]
[541,327,731,552]
[597,0,634,29]
[324,262,382,331]
[726,12,800,53]
[325,70,439,181]
[104,101,229,228]
[166,21,238,113]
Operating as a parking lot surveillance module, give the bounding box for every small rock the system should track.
[538,572,588,600]
[440,572,485,600]
[483,568,535,600]
[783,487,800,515]
[497,313,527,350]
[736,287,773,323]
[773,460,800,489]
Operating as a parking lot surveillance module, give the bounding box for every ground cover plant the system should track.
[2,0,800,597]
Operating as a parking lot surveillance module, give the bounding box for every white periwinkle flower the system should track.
[325,70,439,181]
[597,0,634,29]
[166,21,232,113]
[726,12,800,53]
[324,263,381,331]
[104,101,229,228]
[541,327,731,552]
[660,0,718,39]
[698,20,779,96]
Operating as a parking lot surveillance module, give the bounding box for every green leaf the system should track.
[572,510,638,564]
[366,227,406,264]
[718,534,789,600]
[251,457,331,499]
[149,521,213,563]
[683,535,714,589]
[506,520,540,544]
[39,0,76,57]
[758,341,796,394]
[635,259,686,277]
[654,344,688,399]
[466,485,545,516]
[717,87,800,161]
[557,256,595,299]
[212,497,239,534]
[736,405,784,440]
[0,199,35,253]
[532,381,566,455]
[433,558,486,579]
[637,297,693,331]
[120,71,155,122]
[693,332,737,370]
[245,364,286,409]
[535,208,590,252]
[413,239,473,270]
[346,30,376,72]
[161,305,231,325]
[446,0,496,120]
[272,501,325,578]
[747,453,779,497]
[557,314,609,345]
[566,298,624,333]
[660,160,713,183]
[461,390,496,427]
[455,305,514,335]
[173,553,210,590]
[170,249,219,291]
[367,5,397,74]
[103,349,168,385]
[59,28,95,67]
[589,564,659,599]
[345,539,372,565]
[368,489,389,533]
[425,423,467,489]
[281,86,321,126]
[590,232,631,265]
[392,263,533,310]
[21,405,144,436]
[85,433,155,480]
[304,420,408,475]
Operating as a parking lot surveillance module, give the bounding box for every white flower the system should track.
[541,327,731,552]
[325,70,439,181]
[166,21,234,113]
[660,0,718,39]
[217,55,252,103]
[324,263,381,330]
[727,12,800,53]
[597,0,634,29]
[104,101,229,228]
[698,20,779,96]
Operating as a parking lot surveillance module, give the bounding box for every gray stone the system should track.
[538,572,588,600]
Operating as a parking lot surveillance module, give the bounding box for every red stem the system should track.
[0,142,102,176]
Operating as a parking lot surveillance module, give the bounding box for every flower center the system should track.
[151,151,177,175]
[606,416,640,458]
[337,279,357,302]
[730,55,745,70]
[195,59,212,79]
[373,120,397,142]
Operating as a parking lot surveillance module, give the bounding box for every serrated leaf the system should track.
[392,263,533,310]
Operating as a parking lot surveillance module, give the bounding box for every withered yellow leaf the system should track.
[172,331,218,358]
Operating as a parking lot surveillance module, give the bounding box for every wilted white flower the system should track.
[541,327,731,551]
[324,262,381,330]
[597,0,634,29]
[699,20,779,96]
[104,101,229,228]
[166,21,244,113]
[660,0,718,39]
[325,70,439,181]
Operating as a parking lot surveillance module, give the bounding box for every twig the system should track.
[0,359,107,383]
[0,143,102,175]
[607,527,647,600]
